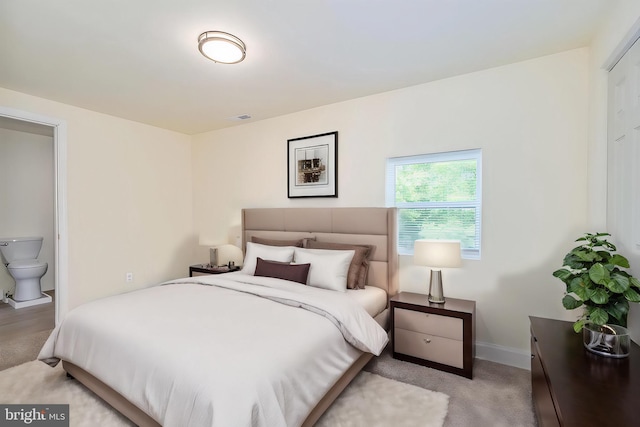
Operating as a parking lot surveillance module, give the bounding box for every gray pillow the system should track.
[251,236,305,247]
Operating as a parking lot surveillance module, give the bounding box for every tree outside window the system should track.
[386,149,482,259]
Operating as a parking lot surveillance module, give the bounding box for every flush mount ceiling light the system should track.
[198,31,246,64]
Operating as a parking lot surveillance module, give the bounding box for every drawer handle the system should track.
[423,338,431,344]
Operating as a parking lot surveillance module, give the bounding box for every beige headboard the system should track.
[241,207,399,297]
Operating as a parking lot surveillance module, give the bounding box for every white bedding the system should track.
[346,286,388,318]
[39,273,388,427]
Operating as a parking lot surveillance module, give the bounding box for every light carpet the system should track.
[0,361,449,427]
[0,330,52,371]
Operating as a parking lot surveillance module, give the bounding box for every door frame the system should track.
[0,106,68,324]
[604,18,640,71]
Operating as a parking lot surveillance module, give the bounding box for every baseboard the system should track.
[475,341,531,370]
[7,293,52,309]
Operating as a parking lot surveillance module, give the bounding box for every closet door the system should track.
[608,37,640,256]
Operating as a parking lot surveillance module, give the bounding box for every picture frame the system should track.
[287,131,338,198]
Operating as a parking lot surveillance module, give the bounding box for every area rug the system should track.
[0,361,449,427]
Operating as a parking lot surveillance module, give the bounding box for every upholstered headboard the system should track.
[241,207,399,297]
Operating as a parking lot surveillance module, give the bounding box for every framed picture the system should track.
[287,131,338,198]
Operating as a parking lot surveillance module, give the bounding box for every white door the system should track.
[608,37,640,259]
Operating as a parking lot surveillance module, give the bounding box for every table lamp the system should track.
[210,244,244,267]
[414,239,462,303]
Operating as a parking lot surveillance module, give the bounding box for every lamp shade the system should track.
[414,239,462,268]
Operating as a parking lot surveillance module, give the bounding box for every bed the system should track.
[39,207,399,426]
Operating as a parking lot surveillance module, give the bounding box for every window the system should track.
[385,149,482,259]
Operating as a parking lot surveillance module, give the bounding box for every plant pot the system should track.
[582,323,630,358]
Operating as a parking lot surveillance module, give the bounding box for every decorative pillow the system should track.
[241,242,296,275]
[358,258,371,288]
[254,257,311,284]
[293,248,355,292]
[251,236,305,247]
[305,241,374,289]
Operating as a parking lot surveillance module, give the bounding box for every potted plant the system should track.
[553,232,640,357]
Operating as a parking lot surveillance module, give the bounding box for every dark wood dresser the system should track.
[530,316,640,426]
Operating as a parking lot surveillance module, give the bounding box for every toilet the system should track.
[0,236,48,302]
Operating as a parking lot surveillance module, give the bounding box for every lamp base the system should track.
[428,269,445,304]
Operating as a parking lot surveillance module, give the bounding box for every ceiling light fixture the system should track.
[198,31,246,64]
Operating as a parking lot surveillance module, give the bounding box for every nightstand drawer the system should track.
[395,308,463,340]
[394,328,464,368]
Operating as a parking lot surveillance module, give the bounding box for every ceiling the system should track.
[0,0,617,135]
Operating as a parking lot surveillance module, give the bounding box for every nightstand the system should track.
[189,264,240,277]
[390,292,475,379]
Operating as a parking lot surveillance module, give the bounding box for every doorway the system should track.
[0,107,68,326]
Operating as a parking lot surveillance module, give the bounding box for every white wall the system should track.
[192,48,590,366]
[0,87,195,314]
[0,127,55,294]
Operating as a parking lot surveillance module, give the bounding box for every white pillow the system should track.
[242,242,296,275]
[293,248,355,292]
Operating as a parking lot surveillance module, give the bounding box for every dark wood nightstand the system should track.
[189,264,240,277]
[390,291,475,378]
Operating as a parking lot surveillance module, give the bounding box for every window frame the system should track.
[385,149,482,259]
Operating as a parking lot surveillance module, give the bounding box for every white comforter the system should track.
[38,273,389,427]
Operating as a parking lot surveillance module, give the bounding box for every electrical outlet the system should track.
[126,272,133,283]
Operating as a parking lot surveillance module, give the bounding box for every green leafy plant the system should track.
[553,232,640,333]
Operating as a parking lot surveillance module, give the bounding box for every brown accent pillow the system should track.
[305,241,374,289]
[358,258,371,288]
[251,236,305,247]
[254,257,311,285]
